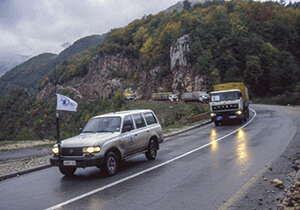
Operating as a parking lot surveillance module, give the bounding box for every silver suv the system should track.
[50,110,163,176]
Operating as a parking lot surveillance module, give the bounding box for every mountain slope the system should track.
[56,34,107,64]
[0,34,107,97]
[0,53,57,96]
[165,0,206,12]
[0,54,29,77]
[50,1,299,101]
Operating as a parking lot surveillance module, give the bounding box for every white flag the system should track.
[56,94,78,112]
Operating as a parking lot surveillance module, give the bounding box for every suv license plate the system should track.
[63,160,76,166]
[229,116,237,119]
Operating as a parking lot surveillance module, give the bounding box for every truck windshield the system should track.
[82,117,121,133]
[211,91,240,102]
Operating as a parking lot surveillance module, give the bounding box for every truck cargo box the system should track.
[214,82,249,102]
[152,92,172,101]
[183,91,207,102]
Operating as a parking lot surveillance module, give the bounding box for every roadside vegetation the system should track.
[0,89,208,141]
[126,100,209,130]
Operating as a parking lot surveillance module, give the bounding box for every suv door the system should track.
[132,114,149,150]
[120,115,140,155]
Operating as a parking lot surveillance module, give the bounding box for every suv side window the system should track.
[144,112,157,125]
[122,116,134,133]
[133,114,146,129]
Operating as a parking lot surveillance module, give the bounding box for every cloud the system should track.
[0,0,178,57]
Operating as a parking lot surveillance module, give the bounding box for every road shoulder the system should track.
[219,106,300,210]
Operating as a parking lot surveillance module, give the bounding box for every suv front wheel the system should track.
[102,151,119,176]
[145,139,157,160]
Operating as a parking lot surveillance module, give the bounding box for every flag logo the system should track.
[56,94,78,112]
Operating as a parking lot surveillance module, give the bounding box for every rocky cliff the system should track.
[38,34,206,100]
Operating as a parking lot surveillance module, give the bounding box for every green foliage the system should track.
[96,1,299,99]
[47,48,95,85]
[183,0,192,12]
[126,101,209,128]
[0,53,57,96]
[15,127,35,141]
[112,90,126,111]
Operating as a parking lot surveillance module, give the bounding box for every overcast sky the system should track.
[0,0,179,58]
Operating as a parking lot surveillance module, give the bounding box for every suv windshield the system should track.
[82,117,121,133]
[211,91,240,102]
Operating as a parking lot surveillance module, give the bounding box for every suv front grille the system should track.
[61,147,83,156]
[212,104,238,111]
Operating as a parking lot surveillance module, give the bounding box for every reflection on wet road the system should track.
[236,129,249,165]
[210,128,218,152]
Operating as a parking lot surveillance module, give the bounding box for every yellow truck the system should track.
[209,82,250,126]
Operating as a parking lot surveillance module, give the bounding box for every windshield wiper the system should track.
[82,131,95,133]
[96,130,114,133]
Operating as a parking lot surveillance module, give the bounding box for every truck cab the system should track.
[168,94,178,102]
[209,83,249,126]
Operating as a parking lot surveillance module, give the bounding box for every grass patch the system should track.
[126,101,209,130]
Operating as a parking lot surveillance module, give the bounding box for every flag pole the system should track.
[55,67,61,161]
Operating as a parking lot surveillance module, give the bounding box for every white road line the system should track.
[45,108,257,210]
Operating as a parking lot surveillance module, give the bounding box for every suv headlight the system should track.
[235,110,242,115]
[210,113,216,117]
[52,144,59,155]
[83,146,101,154]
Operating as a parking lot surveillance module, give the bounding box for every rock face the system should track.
[75,55,131,99]
[170,35,205,94]
[38,35,207,101]
[170,34,190,70]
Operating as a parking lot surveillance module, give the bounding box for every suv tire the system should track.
[59,166,76,176]
[145,139,157,160]
[102,151,119,176]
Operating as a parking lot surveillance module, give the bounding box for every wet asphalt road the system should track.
[0,104,298,210]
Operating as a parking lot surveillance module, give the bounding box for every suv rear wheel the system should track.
[102,151,119,176]
[145,139,157,160]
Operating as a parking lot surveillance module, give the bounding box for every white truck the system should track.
[182,91,207,102]
[210,82,250,126]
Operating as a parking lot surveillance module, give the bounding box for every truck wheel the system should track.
[145,139,157,160]
[59,166,76,176]
[214,121,220,126]
[102,151,119,176]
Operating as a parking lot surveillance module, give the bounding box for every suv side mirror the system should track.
[122,125,132,133]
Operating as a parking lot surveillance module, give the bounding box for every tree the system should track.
[183,0,192,11]
[244,55,263,89]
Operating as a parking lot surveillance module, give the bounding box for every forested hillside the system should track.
[0,53,57,96]
[0,34,106,97]
[1,0,300,141]
[97,0,300,98]
[45,0,300,100]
